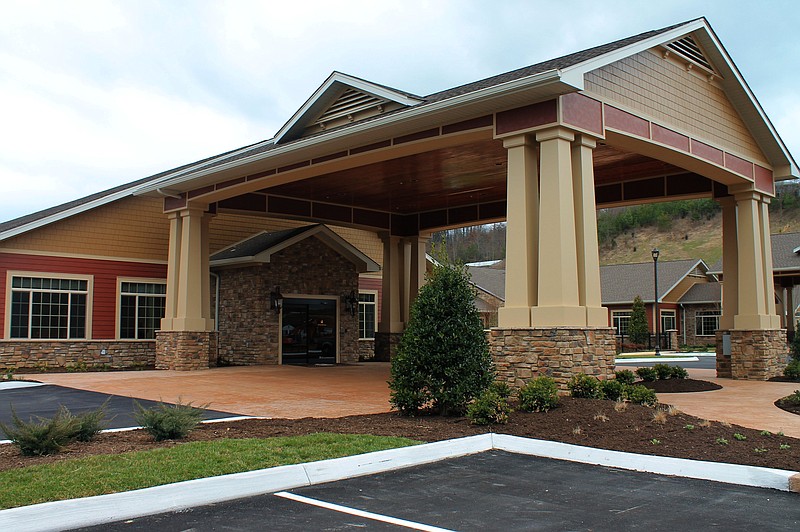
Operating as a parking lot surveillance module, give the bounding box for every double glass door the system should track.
[281,298,337,365]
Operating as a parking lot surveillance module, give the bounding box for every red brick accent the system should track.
[561,93,603,135]
[603,106,650,138]
[495,100,558,136]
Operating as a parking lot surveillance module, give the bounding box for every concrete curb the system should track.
[1,433,797,531]
[615,356,699,363]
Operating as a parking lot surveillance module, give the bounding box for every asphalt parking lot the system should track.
[0,383,238,437]
[76,450,800,531]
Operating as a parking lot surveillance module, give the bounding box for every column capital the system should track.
[572,134,597,150]
[535,126,575,143]
[502,134,535,150]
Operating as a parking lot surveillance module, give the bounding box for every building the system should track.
[0,18,796,382]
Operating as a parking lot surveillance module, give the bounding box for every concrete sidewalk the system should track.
[17,363,800,437]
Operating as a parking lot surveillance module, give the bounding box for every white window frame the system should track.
[358,290,378,340]
[612,310,632,336]
[661,310,676,332]
[5,271,93,340]
[696,310,720,337]
[117,278,167,340]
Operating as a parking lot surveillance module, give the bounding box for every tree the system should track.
[628,295,650,345]
[388,246,494,416]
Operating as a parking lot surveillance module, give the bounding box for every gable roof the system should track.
[467,266,505,300]
[600,259,708,305]
[209,224,380,272]
[2,18,796,243]
[708,232,800,276]
[678,282,721,304]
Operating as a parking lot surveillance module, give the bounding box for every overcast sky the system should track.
[1,0,798,224]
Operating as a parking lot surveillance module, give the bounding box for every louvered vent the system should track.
[666,36,715,72]
[314,89,388,126]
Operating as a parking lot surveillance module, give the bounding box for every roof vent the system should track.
[313,88,389,127]
[664,36,717,75]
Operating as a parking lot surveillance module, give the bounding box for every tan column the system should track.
[719,197,738,330]
[498,134,539,327]
[379,234,404,333]
[407,235,429,311]
[200,212,214,329]
[759,198,781,328]
[173,207,214,331]
[733,192,771,330]
[571,134,606,326]
[401,239,412,323]
[530,127,584,327]
[787,286,796,334]
[161,212,182,331]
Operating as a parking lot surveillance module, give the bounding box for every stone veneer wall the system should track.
[374,332,402,361]
[488,327,617,390]
[357,340,375,361]
[155,331,218,370]
[682,303,721,347]
[216,237,360,365]
[0,341,155,371]
[716,329,787,380]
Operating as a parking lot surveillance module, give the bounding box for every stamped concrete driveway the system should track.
[22,363,393,419]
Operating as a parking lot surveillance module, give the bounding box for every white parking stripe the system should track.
[275,491,455,532]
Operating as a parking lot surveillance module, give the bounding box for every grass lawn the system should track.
[0,433,421,510]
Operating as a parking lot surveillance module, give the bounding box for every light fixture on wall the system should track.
[343,290,358,316]
[270,286,284,315]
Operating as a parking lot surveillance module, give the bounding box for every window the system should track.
[661,310,676,332]
[696,311,720,337]
[612,311,632,336]
[358,292,376,340]
[10,276,88,339]
[120,281,166,339]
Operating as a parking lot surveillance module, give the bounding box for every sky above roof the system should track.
[1,0,798,224]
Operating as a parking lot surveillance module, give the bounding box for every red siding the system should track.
[0,252,167,339]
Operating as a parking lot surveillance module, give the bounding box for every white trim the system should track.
[274,72,424,144]
[0,248,168,265]
[659,259,708,303]
[358,289,378,340]
[116,277,167,340]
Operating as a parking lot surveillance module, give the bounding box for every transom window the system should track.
[10,276,88,339]
[696,311,720,337]
[120,281,166,340]
[358,292,376,340]
[612,311,632,336]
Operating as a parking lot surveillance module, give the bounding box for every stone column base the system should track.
[374,332,402,362]
[155,331,218,371]
[488,327,617,390]
[716,329,786,380]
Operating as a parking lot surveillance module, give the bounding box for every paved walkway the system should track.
[20,364,393,419]
[17,363,800,437]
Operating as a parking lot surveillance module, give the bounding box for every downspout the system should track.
[680,303,686,346]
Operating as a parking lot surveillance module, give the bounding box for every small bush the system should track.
[635,367,658,382]
[518,376,559,412]
[134,399,206,441]
[599,379,626,401]
[783,390,800,406]
[488,381,513,400]
[466,390,511,425]
[568,374,602,399]
[614,369,636,385]
[670,366,689,380]
[652,364,673,380]
[0,406,80,456]
[71,401,109,442]
[784,360,800,381]
[624,384,657,406]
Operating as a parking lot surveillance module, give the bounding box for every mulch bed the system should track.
[775,397,800,416]
[2,397,799,473]
[638,378,722,393]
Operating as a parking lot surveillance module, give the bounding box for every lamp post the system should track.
[652,248,661,356]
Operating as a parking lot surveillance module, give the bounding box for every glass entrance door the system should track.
[281,298,337,365]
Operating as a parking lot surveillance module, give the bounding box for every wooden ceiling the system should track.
[250,138,708,216]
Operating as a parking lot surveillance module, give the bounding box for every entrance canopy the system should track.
[135,18,796,238]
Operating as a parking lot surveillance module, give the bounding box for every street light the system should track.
[652,248,661,356]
